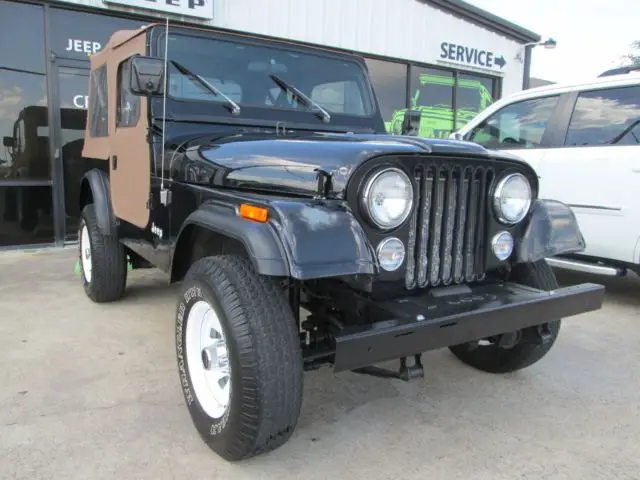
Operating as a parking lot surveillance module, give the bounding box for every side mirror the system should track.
[449,131,464,141]
[130,56,166,96]
[401,110,421,136]
[3,136,14,148]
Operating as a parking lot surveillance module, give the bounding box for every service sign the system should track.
[103,0,214,20]
[438,41,507,72]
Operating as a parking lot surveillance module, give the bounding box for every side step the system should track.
[545,257,627,277]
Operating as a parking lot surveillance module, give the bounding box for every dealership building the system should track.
[0,0,541,249]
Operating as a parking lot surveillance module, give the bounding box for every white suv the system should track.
[451,66,640,277]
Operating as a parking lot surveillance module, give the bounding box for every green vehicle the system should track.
[385,73,494,138]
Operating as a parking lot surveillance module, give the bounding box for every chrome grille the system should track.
[405,163,493,290]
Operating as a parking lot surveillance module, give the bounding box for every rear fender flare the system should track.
[80,169,116,236]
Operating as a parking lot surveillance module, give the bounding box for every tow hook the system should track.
[521,323,554,345]
[498,331,521,349]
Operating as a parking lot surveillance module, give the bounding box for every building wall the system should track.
[54,0,526,96]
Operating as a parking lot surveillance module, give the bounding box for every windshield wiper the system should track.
[269,74,331,123]
[170,60,241,115]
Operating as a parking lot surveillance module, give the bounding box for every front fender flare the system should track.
[268,199,376,280]
[515,199,587,264]
[175,202,290,277]
[173,199,376,280]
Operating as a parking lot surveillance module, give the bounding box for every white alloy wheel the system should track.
[80,224,93,283]
[185,299,231,419]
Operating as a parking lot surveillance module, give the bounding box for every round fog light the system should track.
[492,231,514,261]
[377,237,405,271]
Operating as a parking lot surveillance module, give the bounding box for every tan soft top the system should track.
[82,25,152,160]
[81,21,368,160]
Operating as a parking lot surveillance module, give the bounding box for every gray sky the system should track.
[466,0,638,83]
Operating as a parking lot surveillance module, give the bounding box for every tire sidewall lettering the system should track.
[78,216,91,288]
[176,278,233,440]
[175,299,194,407]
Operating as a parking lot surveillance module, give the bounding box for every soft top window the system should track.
[88,64,108,137]
[158,32,375,117]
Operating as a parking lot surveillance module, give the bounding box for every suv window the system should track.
[467,95,560,149]
[564,86,640,146]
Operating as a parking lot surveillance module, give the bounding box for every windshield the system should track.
[158,32,375,118]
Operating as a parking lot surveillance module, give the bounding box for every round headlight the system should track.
[493,173,532,224]
[491,231,514,261]
[377,237,406,271]
[362,168,413,229]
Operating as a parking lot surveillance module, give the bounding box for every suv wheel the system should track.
[78,203,127,303]
[448,260,562,373]
[175,255,303,461]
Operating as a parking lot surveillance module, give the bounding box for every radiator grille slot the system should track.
[405,163,493,290]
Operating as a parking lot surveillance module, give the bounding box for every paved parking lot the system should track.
[1,246,639,479]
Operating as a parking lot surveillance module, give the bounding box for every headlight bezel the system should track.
[360,167,414,230]
[492,172,532,225]
[376,237,406,271]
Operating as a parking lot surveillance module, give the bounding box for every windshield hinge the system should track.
[314,168,332,199]
[275,122,287,136]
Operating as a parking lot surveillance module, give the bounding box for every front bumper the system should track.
[333,281,605,372]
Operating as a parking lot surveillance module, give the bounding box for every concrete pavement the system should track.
[1,246,639,479]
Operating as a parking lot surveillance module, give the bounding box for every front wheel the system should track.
[175,255,303,461]
[449,260,562,373]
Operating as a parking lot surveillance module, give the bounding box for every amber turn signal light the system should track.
[239,203,268,223]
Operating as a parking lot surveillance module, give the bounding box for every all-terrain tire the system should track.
[78,203,127,303]
[175,255,304,461]
[448,260,562,373]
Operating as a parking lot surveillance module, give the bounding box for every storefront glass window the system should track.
[56,67,89,157]
[49,8,147,61]
[57,68,91,241]
[0,70,49,180]
[365,58,407,133]
[456,73,495,130]
[59,68,91,112]
[0,185,54,246]
[0,1,46,74]
[409,67,454,139]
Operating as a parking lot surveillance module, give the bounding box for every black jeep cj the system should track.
[75,23,605,461]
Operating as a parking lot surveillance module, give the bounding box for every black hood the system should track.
[172,131,523,198]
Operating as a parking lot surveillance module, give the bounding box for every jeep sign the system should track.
[103,0,213,20]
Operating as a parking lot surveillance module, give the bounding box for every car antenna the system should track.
[160,16,171,207]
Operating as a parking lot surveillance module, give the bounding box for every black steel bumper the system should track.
[333,281,605,372]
